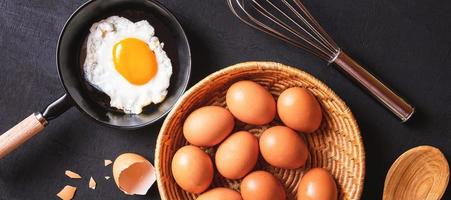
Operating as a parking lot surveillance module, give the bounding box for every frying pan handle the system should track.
[333,51,415,122]
[0,113,47,159]
[0,94,73,159]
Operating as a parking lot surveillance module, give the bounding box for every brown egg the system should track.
[240,171,286,200]
[197,187,242,200]
[297,168,337,200]
[183,106,235,147]
[259,126,308,169]
[215,131,259,179]
[226,81,276,125]
[171,145,213,193]
[277,87,322,133]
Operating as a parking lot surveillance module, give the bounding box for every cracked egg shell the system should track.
[112,153,156,195]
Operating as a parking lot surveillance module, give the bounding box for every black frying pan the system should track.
[0,0,191,158]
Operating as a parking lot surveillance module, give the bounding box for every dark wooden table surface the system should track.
[1,0,451,199]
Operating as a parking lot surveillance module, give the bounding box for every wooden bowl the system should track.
[155,62,365,200]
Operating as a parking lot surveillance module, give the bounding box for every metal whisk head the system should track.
[227,0,340,62]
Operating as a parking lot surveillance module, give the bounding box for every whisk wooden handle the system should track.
[333,52,414,121]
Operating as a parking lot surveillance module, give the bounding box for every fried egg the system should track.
[83,16,172,114]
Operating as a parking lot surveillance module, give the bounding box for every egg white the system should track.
[84,16,172,114]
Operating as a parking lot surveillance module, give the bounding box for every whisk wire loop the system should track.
[229,0,325,59]
[263,0,335,57]
[278,0,338,56]
[228,0,340,61]
[292,0,339,51]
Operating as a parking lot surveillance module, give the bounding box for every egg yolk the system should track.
[113,38,157,85]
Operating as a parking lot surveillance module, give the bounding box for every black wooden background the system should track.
[1,0,451,199]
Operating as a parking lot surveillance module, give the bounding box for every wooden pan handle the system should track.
[333,52,415,121]
[0,113,47,159]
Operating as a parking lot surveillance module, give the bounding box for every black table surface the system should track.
[1,0,451,199]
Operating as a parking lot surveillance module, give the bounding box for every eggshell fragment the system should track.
[104,160,113,166]
[183,106,235,147]
[197,187,243,200]
[65,170,82,179]
[277,87,322,133]
[89,177,96,190]
[226,81,276,125]
[297,168,337,200]
[57,185,76,200]
[112,153,156,195]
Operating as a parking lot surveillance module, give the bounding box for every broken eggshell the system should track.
[89,177,96,190]
[104,159,113,166]
[57,185,77,200]
[65,170,82,179]
[112,153,156,195]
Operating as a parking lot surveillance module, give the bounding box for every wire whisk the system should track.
[227,0,414,121]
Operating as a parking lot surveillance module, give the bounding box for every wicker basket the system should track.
[155,62,365,200]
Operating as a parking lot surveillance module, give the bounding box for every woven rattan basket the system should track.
[155,62,365,200]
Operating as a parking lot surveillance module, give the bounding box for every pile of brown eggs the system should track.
[171,80,338,200]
